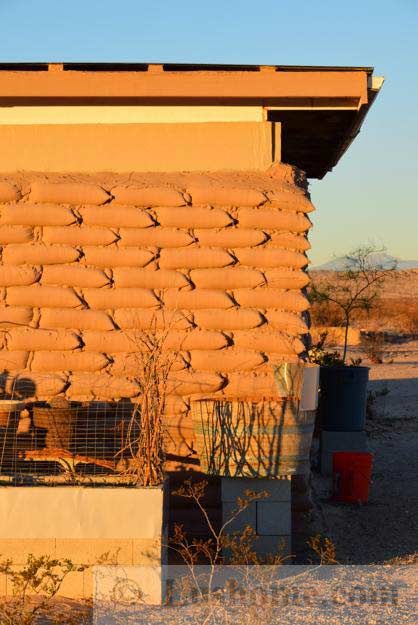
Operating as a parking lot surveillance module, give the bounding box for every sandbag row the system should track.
[0,167,313,464]
[0,225,310,251]
[0,266,309,290]
[0,173,314,211]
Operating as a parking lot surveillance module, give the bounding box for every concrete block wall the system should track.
[0,537,162,598]
[221,477,291,558]
[0,485,167,601]
[0,164,313,464]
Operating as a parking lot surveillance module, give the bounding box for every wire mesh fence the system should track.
[0,377,142,487]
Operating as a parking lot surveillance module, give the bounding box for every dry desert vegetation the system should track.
[307,268,418,565]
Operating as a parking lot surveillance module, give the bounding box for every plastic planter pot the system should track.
[32,403,80,450]
[191,398,315,477]
[0,400,25,428]
[319,366,370,432]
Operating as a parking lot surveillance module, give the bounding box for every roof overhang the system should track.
[0,63,383,178]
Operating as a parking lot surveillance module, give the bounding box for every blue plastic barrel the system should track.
[319,366,370,431]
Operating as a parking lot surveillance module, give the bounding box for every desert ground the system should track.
[310,339,418,565]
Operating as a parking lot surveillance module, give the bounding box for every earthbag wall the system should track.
[0,164,313,465]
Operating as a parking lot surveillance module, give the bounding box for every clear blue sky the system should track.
[0,0,417,264]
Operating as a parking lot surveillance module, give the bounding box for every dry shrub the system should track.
[0,554,88,625]
[360,333,387,363]
[117,316,179,487]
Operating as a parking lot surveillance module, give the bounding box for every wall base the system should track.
[221,477,291,560]
[0,484,168,604]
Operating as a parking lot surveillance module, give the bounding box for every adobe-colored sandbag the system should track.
[7,328,80,351]
[82,247,154,268]
[113,267,189,289]
[235,248,307,269]
[7,286,81,308]
[232,330,303,354]
[190,349,265,372]
[26,373,68,399]
[188,185,266,207]
[31,351,109,373]
[0,204,76,227]
[80,205,154,228]
[160,248,234,269]
[68,373,139,400]
[165,330,228,351]
[224,371,279,399]
[119,227,193,248]
[30,181,110,205]
[39,308,114,331]
[0,266,40,287]
[237,208,311,232]
[114,308,191,331]
[263,269,309,289]
[264,338,306,365]
[194,228,266,248]
[0,306,33,327]
[190,268,264,289]
[110,352,187,376]
[155,206,232,228]
[0,226,33,244]
[163,289,233,310]
[163,438,193,456]
[233,289,309,311]
[112,186,185,207]
[0,181,20,202]
[82,288,158,309]
[3,244,79,266]
[42,226,118,246]
[166,371,224,396]
[266,190,315,213]
[265,310,308,334]
[164,396,189,417]
[267,232,311,251]
[82,331,138,353]
[0,350,29,370]
[0,372,68,399]
[193,308,263,330]
[42,265,110,288]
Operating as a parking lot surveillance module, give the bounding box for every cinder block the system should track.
[256,501,291,536]
[253,535,291,559]
[83,568,93,597]
[222,502,257,533]
[0,538,56,564]
[55,539,133,566]
[221,477,291,503]
[320,430,369,476]
[132,538,162,566]
[58,570,85,599]
[93,565,164,605]
[0,572,7,596]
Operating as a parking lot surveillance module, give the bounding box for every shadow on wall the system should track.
[0,369,36,399]
[192,398,313,478]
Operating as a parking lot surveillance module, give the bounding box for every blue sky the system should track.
[0,0,417,264]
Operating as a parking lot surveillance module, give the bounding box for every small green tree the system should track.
[309,245,397,363]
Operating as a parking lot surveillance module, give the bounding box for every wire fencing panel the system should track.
[0,376,139,486]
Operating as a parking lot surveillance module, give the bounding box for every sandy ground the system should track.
[310,340,418,565]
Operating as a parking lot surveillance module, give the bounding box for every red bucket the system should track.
[332,451,373,503]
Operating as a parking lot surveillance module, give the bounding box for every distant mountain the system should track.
[312,253,418,271]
